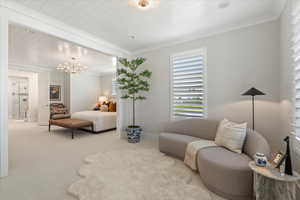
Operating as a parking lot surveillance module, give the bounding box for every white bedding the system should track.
[72,111,117,132]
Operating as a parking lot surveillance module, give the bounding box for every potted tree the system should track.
[117,57,152,143]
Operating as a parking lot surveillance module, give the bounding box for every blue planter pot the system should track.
[126,127,142,143]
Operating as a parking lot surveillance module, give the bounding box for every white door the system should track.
[38,72,50,125]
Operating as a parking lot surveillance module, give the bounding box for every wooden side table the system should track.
[249,161,300,200]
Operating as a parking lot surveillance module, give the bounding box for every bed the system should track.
[71,111,117,133]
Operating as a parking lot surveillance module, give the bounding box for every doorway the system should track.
[0,3,125,177]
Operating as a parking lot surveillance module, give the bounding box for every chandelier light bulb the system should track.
[56,57,88,74]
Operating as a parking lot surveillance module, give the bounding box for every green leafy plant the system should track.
[117,57,152,128]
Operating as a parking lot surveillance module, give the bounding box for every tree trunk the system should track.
[132,96,135,127]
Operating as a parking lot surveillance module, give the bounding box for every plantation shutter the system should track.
[171,49,206,119]
[112,78,117,96]
[293,1,300,137]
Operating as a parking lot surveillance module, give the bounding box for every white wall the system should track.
[70,73,101,113]
[8,69,38,122]
[100,73,115,98]
[132,20,281,150]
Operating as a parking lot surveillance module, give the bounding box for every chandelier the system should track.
[56,57,88,74]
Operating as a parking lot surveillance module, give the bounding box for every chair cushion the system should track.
[197,146,253,199]
[159,132,200,160]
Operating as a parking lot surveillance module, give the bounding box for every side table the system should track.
[249,161,300,200]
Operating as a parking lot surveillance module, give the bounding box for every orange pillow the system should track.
[108,103,117,112]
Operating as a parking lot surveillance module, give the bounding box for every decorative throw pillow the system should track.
[100,105,108,112]
[108,102,117,112]
[215,119,247,154]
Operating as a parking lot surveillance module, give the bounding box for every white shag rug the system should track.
[68,148,212,200]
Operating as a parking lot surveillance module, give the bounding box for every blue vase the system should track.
[126,127,142,143]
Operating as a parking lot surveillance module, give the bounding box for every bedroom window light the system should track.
[293,1,300,140]
[112,78,117,97]
[170,48,207,120]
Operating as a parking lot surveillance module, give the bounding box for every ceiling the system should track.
[9,24,116,74]
[6,0,286,53]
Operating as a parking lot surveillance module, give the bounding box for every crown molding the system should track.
[2,1,131,57]
[132,16,280,55]
[9,62,108,77]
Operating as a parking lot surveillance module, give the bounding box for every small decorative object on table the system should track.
[249,161,300,200]
[270,152,286,168]
[284,136,293,175]
[254,153,267,167]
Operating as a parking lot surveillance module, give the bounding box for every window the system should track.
[293,1,300,138]
[170,49,207,119]
[112,78,117,97]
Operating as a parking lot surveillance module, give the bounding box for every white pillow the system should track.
[100,105,108,112]
[215,119,247,154]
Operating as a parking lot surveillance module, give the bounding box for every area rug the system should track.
[68,148,212,200]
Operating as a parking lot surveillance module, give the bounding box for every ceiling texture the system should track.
[9,24,115,74]
[6,0,286,54]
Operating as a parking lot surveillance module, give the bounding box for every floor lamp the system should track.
[242,87,265,130]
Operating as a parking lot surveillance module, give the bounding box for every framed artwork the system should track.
[270,152,286,168]
[50,85,61,101]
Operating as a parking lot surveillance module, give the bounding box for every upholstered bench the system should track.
[49,118,93,139]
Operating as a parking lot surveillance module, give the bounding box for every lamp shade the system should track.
[98,96,108,103]
[242,87,265,96]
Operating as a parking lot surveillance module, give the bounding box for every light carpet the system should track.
[1,121,224,200]
[68,148,212,200]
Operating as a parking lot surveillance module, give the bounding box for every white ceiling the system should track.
[6,0,286,53]
[9,24,116,74]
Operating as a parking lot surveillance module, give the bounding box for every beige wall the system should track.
[131,20,282,150]
[70,73,101,113]
[100,73,115,98]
